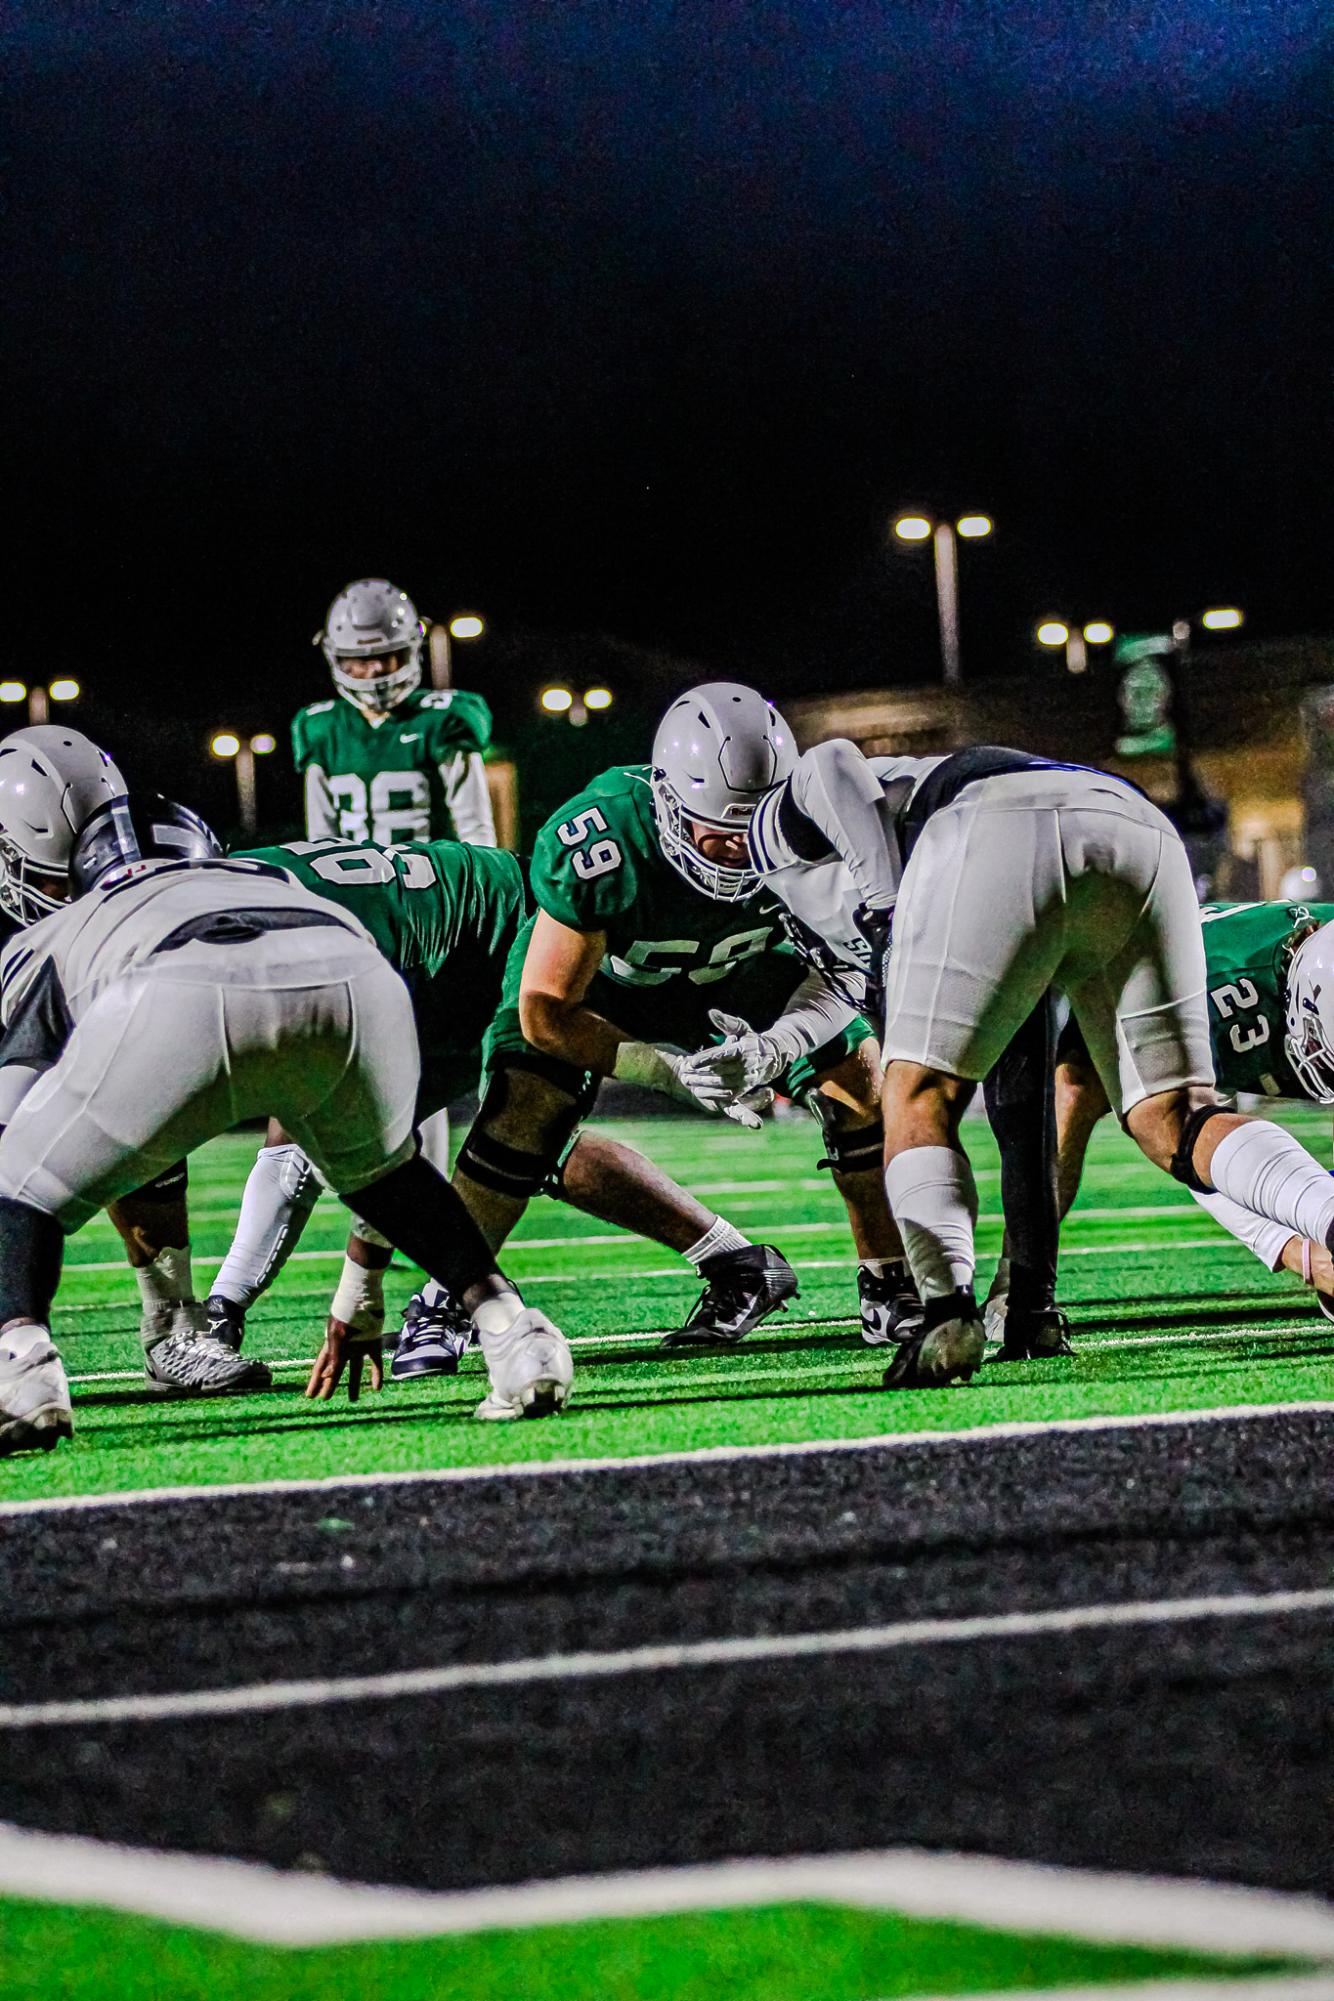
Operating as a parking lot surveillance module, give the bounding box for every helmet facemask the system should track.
[0,836,68,926]
[329,645,422,716]
[650,774,759,902]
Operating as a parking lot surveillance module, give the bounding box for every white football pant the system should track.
[0,927,419,1231]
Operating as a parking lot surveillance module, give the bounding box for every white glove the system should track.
[680,1009,792,1096]
[612,1038,763,1125]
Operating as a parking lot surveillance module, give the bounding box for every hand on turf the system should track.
[305,1316,384,1403]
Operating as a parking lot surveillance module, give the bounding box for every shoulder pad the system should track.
[420,687,492,754]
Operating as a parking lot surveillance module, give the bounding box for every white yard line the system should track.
[4,1400,1330,1517]
[0,1589,1330,1733]
[1,1824,1332,1959]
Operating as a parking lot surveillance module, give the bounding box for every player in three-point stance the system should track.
[0,793,571,1455]
[733,734,1334,1385]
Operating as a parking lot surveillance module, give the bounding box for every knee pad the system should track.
[124,1160,188,1202]
[266,1143,322,1208]
[0,1197,64,1326]
[1170,1102,1232,1193]
[455,1060,594,1200]
[811,1097,886,1175]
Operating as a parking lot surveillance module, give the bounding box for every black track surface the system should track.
[1,1409,1331,1896]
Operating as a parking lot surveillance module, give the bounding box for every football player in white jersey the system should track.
[681,705,1334,1387]
[0,792,572,1455]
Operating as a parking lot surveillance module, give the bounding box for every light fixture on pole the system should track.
[0,678,82,726]
[539,685,613,726]
[211,730,276,834]
[892,512,993,685]
[1035,618,1115,675]
[429,611,487,689]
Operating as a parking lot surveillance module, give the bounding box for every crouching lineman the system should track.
[1055,895,1334,1312]
[0,793,571,1455]
[453,686,916,1348]
[739,736,1334,1386]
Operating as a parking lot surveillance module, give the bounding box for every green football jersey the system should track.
[485,765,870,1085]
[236,836,528,1107]
[290,687,492,844]
[1199,900,1334,1098]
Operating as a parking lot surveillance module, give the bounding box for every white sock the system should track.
[473,1287,526,1337]
[683,1217,750,1267]
[212,1144,323,1308]
[134,1244,194,1311]
[883,1146,978,1303]
[1208,1121,1334,1247]
[329,1257,386,1327]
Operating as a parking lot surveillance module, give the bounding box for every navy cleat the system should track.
[858,1261,923,1346]
[391,1289,473,1380]
[663,1244,798,1348]
[204,1293,247,1353]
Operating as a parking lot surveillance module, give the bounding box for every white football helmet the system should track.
[0,726,128,925]
[651,682,796,901]
[318,578,424,714]
[1284,921,1334,1101]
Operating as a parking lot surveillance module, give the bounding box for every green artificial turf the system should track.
[3,1105,1332,1504]
[0,1893,1314,2001]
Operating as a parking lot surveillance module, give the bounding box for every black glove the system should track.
[853,904,892,1032]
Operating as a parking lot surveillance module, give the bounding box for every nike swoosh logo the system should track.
[400,733,421,743]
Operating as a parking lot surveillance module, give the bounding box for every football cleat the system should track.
[143,1310,272,1396]
[475,1308,573,1421]
[991,1305,1074,1362]
[391,1290,473,1380]
[0,1328,72,1455]
[663,1244,799,1348]
[858,1262,923,1346]
[882,1289,985,1389]
[203,1293,247,1353]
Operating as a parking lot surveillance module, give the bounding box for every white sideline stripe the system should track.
[4,1399,1331,1517]
[1,1829,1332,1960]
[61,1317,1315,1388]
[1,1588,1330,1731]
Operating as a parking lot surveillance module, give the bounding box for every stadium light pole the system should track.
[429,612,486,690]
[0,678,82,726]
[1035,619,1116,675]
[211,730,276,835]
[892,512,992,685]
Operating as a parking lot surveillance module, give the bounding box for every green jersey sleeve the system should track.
[417,689,493,759]
[291,701,337,774]
[529,771,651,933]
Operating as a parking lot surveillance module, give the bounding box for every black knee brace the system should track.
[0,1198,64,1327]
[455,1059,594,1200]
[123,1160,188,1202]
[1170,1102,1233,1193]
[811,1098,886,1175]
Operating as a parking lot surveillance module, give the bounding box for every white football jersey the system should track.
[748,746,944,980]
[0,858,370,1038]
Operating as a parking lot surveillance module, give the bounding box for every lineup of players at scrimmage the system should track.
[2,573,1334,1454]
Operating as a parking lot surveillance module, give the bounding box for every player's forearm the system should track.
[789,741,900,908]
[518,990,628,1076]
[765,967,860,1065]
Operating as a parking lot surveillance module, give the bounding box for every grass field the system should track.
[1,1104,1332,1998]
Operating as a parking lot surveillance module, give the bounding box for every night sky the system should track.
[9,0,1333,763]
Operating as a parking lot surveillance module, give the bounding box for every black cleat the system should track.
[991,1306,1074,1362]
[858,1262,923,1346]
[883,1288,985,1389]
[663,1244,799,1348]
[204,1293,247,1353]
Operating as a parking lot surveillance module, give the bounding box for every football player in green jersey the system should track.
[203,833,812,1380]
[453,697,913,1348]
[295,579,496,848]
[1057,898,1334,1305]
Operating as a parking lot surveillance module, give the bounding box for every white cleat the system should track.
[475,1308,573,1422]
[0,1326,73,1455]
